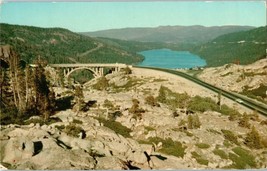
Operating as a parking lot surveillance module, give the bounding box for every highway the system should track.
[133,65,267,117]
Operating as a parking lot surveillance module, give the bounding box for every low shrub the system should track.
[72,119,83,124]
[238,113,251,128]
[145,95,159,107]
[244,126,263,149]
[96,117,131,138]
[196,143,210,149]
[143,137,186,158]
[221,129,239,145]
[65,123,84,137]
[229,146,257,169]
[213,149,228,159]
[103,99,115,109]
[191,151,209,166]
[187,114,201,129]
[93,76,109,90]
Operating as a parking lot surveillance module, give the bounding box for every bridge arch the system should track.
[65,67,101,79]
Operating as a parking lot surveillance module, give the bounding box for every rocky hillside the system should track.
[1,67,267,169]
[198,58,267,103]
[82,25,253,44]
[0,23,143,64]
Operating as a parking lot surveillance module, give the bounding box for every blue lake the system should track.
[138,49,206,69]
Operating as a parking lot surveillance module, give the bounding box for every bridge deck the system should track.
[49,63,127,68]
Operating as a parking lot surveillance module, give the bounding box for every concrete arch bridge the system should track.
[49,63,128,79]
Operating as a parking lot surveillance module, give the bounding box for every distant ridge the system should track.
[81,25,255,44]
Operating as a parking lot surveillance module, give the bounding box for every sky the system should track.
[0,1,266,32]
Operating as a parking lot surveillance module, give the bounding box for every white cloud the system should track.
[205,1,213,3]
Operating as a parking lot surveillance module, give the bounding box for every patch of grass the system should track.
[188,96,218,112]
[213,149,228,159]
[223,140,233,148]
[55,125,65,131]
[144,126,155,132]
[110,77,144,93]
[191,151,209,166]
[24,117,62,126]
[92,76,109,91]
[145,95,159,107]
[221,129,239,145]
[220,104,241,118]
[72,119,83,124]
[244,126,263,149]
[96,117,131,138]
[65,123,84,138]
[184,130,194,137]
[242,84,267,103]
[196,143,210,149]
[142,137,186,158]
[187,114,201,129]
[207,129,221,135]
[103,99,115,109]
[157,86,190,110]
[152,78,168,82]
[229,146,257,169]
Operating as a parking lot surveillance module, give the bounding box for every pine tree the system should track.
[32,57,53,120]
[73,85,85,112]
[157,86,167,103]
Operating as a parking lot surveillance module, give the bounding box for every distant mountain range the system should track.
[0,23,144,64]
[82,25,254,44]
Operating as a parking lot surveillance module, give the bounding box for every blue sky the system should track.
[0,1,266,32]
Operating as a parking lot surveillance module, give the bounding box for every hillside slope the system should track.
[192,26,267,66]
[198,58,267,103]
[82,25,254,44]
[0,23,144,64]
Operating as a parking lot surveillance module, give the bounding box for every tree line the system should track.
[0,45,55,124]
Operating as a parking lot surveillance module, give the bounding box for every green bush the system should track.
[188,96,217,112]
[93,76,109,90]
[145,95,159,107]
[196,143,210,149]
[157,86,190,110]
[229,146,257,169]
[129,99,145,119]
[187,114,201,129]
[221,129,239,145]
[144,137,186,158]
[73,119,83,124]
[244,126,263,149]
[220,104,241,117]
[213,149,228,159]
[191,151,209,166]
[103,99,115,109]
[65,123,84,137]
[238,113,251,128]
[96,117,131,138]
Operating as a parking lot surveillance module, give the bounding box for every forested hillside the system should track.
[0,23,144,64]
[96,37,193,53]
[191,26,267,67]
